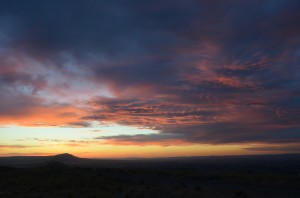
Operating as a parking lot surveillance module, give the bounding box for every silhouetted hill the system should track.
[52,153,77,160]
[0,153,81,168]
[50,153,80,164]
[36,160,69,169]
[0,153,300,173]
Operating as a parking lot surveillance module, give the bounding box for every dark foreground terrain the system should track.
[0,153,300,198]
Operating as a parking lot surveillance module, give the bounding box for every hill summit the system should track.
[50,153,81,164]
[53,153,76,158]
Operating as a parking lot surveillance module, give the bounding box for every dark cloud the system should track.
[0,0,299,146]
[95,123,300,146]
[244,144,300,152]
[65,121,92,128]
[95,133,187,146]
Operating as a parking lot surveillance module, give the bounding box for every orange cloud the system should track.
[0,104,87,127]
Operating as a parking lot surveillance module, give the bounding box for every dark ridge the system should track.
[36,160,69,169]
[1,153,300,170]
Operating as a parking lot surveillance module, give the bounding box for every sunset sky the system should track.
[0,0,300,158]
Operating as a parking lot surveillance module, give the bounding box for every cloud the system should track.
[94,124,300,146]
[0,94,88,126]
[91,130,102,133]
[0,0,299,147]
[29,138,97,147]
[244,144,300,153]
[0,144,38,149]
[95,133,190,147]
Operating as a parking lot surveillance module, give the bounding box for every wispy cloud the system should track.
[0,144,39,149]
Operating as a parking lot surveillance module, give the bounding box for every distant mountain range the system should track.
[0,153,86,168]
[1,153,300,174]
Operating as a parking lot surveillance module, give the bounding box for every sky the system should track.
[0,0,300,158]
